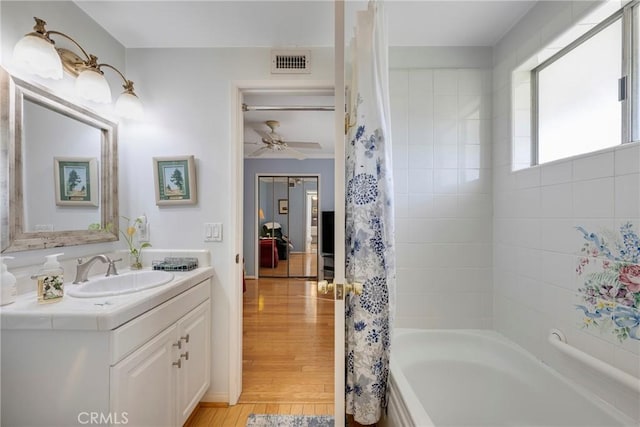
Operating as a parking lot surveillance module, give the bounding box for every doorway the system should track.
[257,175,319,279]
[235,84,335,407]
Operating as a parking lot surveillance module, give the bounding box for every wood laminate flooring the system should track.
[241,277,334,402]
[259,252,319,278]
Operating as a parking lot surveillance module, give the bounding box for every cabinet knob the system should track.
[181,351,190,361]
[172,341,182,349]
[180,334,190,343]
[172,359,182,368]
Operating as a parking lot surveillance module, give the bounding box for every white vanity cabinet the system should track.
[110,324,178,426]
[0,270,213,427]
[110,300,210,426]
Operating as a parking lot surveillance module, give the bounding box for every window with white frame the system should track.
[513,0,639,168]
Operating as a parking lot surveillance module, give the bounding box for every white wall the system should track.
[389,47,493,328]
[493,1,640,421]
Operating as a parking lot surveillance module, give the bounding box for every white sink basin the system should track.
[67,270,175,298]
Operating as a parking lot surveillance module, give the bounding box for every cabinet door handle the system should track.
[172,341,182,349]
[180,351,190,361]
[172,359,182,368]
[180,334,190,343]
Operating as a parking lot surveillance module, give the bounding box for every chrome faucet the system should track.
[73,255,121,284]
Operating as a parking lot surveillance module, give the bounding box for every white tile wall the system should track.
[615,143,640,176]
[391,68,493,329]
[572,177,615,218]
[573,151,614,181]
[493,1,640,422]
[540,159,573,186]
[615,174,640,218]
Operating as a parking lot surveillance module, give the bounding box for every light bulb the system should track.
[75,69,111,103]
[115,91,144,120]
[13,34,63,80]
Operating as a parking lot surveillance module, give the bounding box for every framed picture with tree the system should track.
[54,157,98,206]
[153,155,198,205]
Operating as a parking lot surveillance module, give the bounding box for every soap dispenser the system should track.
[32,253,64,304]
[0,256,17,306]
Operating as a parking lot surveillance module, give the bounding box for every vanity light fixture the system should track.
[13,17,144,119]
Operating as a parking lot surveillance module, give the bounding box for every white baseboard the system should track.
[201,391,229,403]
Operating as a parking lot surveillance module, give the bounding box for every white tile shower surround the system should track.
[388,3,639,422]
[391,68,493,330]
[490,0,640,421]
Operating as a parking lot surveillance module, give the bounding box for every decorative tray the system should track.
[152,257,199,272]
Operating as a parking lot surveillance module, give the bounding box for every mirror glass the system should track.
[1,67,119,252]
[257,175,318,278]
[23,100,102,232]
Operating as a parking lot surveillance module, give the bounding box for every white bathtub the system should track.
[381,329,636,427]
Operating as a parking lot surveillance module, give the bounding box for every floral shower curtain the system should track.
[344,1,395,424]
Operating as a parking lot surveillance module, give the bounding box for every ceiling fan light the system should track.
[13,33,63,80]
[76,68,112,103]
[115,91,144,120]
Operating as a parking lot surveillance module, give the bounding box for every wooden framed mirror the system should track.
[1,67,119,252]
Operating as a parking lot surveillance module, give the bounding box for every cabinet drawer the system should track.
[110,280,210,364]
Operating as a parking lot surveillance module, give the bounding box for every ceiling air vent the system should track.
[271,49,311,74]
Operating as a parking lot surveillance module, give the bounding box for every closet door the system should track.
[287,176,318,278]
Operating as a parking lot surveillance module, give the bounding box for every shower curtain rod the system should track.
[242,103,335,112]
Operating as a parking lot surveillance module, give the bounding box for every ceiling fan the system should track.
[246,120,321,160]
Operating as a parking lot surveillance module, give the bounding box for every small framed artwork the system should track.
[278,199,288,214]
[54,157,98,206]
[153,155,197,205]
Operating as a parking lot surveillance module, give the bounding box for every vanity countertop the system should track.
[0,267,214,331]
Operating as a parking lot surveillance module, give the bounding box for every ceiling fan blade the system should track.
[285,141,322,149]
[248,146,270,157]
[244,141,260,145]
[285,147,307,160]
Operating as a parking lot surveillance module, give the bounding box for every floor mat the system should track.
[246,414,335,427]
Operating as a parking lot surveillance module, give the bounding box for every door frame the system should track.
[230,79,334,405]
[305,190,318,254]
[333,1,346,425]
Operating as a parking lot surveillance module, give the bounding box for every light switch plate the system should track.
[136,221,150,242]
[204,223,222,242]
